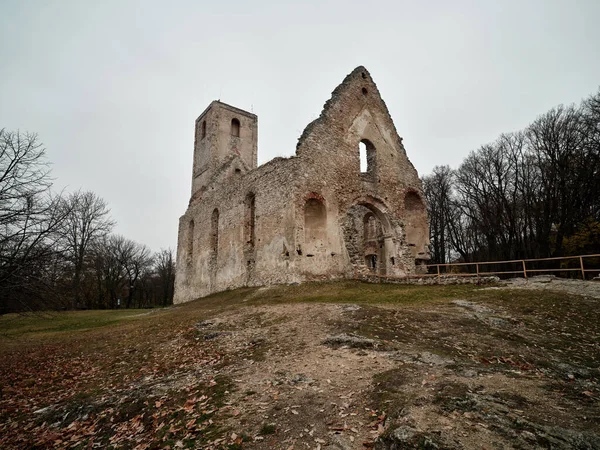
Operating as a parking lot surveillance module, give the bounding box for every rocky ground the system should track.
[1,280,599,449]
[499,275,600,299]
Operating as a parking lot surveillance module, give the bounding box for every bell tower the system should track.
[191,101,258,196]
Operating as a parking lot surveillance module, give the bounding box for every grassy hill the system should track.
[1,281,598,449]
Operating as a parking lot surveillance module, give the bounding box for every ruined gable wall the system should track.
[291,67,429,275]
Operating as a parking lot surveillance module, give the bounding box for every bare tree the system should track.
[155,248,175,306]
[422,165,453,264]
[0,130,69,313]
[60,191,114,308]
[526,104,589,256]
[111,236,153,308]
[89,234,126,309]
[424,87,600,266]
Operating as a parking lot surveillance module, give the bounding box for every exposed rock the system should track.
[499,277,600,299]
[451,300,493,313]
[417,352,454,366]
[340,304,361,312]
[204,331,229,340]
[290,373,314,385]
[323,333,378,349]
[195,319,215,329]
[330,434,353,450]
[375,426,452,450]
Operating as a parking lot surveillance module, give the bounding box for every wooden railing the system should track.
[423,254,600,281]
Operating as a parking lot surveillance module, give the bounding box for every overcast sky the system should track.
[1,0,599,253]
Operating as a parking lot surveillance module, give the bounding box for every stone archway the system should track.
[341,201,396,276]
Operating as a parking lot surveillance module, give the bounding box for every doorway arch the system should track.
[341,199,395,275]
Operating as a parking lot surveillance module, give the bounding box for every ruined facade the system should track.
[174,67,430,303]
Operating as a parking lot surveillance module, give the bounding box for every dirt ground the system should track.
[1,280,599,449]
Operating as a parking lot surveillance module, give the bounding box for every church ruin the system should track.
[174,67,430,303]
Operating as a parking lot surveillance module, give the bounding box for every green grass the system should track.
[0,309,149,339]
[0,282,485,343]
[233,280,484,307]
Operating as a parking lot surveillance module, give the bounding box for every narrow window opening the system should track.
[211,209,219,257]
[359,139,376,175]
[187,220,194,261]
[244,193,256,248]
[235,168,241,175]
[201,120,206,139]
[362,87,368,95]
[361,72,367,79]
[231,118,240,137]
[391,257,395,266]
[359,142,368,173]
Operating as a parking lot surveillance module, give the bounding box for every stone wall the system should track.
[174,66,430,304]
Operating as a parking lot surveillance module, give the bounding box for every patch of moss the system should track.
[433,382,477,413]
[259,422,276,435]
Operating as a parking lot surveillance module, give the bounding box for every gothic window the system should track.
[363,213,378,240]
[304,198,327,247]
[231,118,240,137]
[201,120,206,139]
[365,254,377,270]
[359,139,376,174]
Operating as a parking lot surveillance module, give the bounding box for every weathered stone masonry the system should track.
[174,67,430,303]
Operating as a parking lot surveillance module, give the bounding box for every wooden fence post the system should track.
[580,256,585,280]
[522,260,527,279]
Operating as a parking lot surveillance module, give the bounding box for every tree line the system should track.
[423,88,600,267]
[0,129,175,314]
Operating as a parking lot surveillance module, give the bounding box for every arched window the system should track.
[231,118,240,137]
[404,191,425,213]
[211,208,219,256]
[362,212,383,272]
[304,198,327,249]
[363,213,378,240]
[404,191,428,259]
[187,219,194,261]
[244,193,256,248]
[201,121,206,139]
[359,139,376,174]
[365,254,377,270]
[359,142,368,173]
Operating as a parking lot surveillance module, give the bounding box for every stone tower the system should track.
[191,101,258,198]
